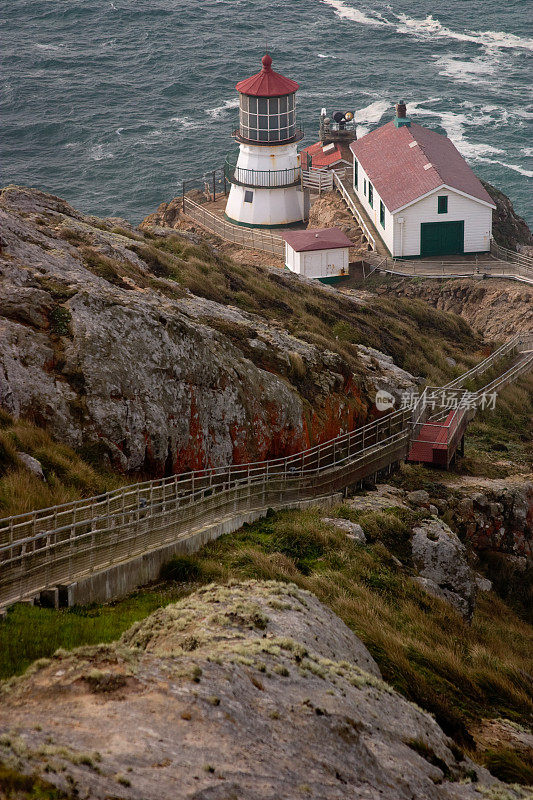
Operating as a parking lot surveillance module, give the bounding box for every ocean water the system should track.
[1,0,532,225]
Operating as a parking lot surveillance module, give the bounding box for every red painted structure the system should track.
[407,408,468,468]
[236,54,299,97]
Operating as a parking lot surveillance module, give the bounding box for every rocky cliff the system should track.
[482,180,533,252]
[372,277,532,338]
[2,581,525,800]
[0,185,479,476]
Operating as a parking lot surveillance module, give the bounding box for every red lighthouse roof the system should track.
[236,54,299,97]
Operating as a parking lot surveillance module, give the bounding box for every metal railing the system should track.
[224,157,301,189]
[232,126,305,146]
[0,411,411,610]
[182,197,285,257]
[332,171,376,250]
[363,244,533,284]
[1,333,531,610]
[301,168,335,193]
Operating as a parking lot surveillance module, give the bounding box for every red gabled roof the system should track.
[236,54,299,97]
[350,121,495,212]
[283,227,352,252]
[300,141,345,169]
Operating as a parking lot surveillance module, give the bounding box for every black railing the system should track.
[231,126,305,146]
[224,156,301,189]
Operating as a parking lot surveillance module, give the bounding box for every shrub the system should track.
[483,747,533,785]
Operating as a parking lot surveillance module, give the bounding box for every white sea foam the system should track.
[522,147,533,158]
[317,52,339,59]
[406,101,505,160]
[170,115,202,130]
[355,125,370,138]
[89,144,114,161]
[476,156,533,178]
[434,54,500,86]
[321,1,533,51]
[35,43,62,51]
[321,0,387,26]
[205,97,239,119]
[116,127,124,136]
[353,99,390,124]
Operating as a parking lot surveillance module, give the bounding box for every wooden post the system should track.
[212,171,216,203]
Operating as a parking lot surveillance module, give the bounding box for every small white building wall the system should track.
[391,189,493,257]
[285,245,349,279]
[353,160,394,254]
[353,156,493,257]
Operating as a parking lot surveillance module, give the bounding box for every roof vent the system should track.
[409,141,418,148]
[423,163,433,170]
[394,99,411,129]
[323,143,336,154]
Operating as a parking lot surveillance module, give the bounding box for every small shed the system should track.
[283,228,352,283]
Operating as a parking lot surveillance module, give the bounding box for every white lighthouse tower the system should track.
[225,54,307,228]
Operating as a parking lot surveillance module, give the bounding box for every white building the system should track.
[225,54,307,228]
[350,102,496,258]
[283,228,352,283]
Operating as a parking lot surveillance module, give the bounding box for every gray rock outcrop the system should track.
[323,517,366,542]
[0,187,424,474]
[0,185,420,475]
[412,518,477,620]
[0,580,512,800]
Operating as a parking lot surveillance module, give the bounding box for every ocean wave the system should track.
[353,99,390,125]
[89,144,114,161]
[317,52,339,59]
[321,1,533,51]
[522,147,533,158]
[205,97,239,119]
[434,54,500,86]
[406,102,505,160]
[476,156,533,178]
[35,43,63,51]
[170,115,202,130]
[321,0,386,27]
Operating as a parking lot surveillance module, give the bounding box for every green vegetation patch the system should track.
[0,412,123,518]
[0,761,71,799]
[4,507,531,753]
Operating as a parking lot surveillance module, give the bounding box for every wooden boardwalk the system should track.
[0,333,531,612]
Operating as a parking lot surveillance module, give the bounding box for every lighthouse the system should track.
[224,54,307,228]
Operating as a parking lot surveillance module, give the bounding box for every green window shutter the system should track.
[438,195,448,214]
[364,178,367,194]
[380,200,385,228]
[368,183,373,208]
[354,158,358,189]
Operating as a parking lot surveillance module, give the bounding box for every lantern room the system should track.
[225,55,307,228]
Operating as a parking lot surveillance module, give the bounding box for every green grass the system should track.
[3,507,532,754]
[124,232,483,388]
[0,412,124,518]
[0,585,188,680]
[0,761,71,799]
[461,372,533,473]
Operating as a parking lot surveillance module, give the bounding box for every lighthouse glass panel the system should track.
[239,93,296,142]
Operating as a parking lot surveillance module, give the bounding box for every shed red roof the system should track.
[300,141,346,169]
[236,54,299,97]
[350,121,495,212]
[283,227,352,252]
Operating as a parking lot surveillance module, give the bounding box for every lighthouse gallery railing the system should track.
[224,155,301,189]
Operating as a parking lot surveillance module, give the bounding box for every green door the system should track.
[420,221,464,257]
